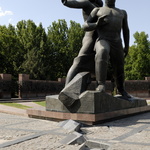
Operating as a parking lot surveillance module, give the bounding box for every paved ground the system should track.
[0,101,150,150]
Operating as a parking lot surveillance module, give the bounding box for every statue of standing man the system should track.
[83,0,131,99]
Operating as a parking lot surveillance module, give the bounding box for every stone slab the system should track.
[0,130,54,148]
[58,119,80,132]
[46,91,147,114]
[79,140,110,150]
[60,132,86,145]
[59,72,91,106]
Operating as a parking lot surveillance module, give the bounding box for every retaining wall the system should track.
[0,74,150,99]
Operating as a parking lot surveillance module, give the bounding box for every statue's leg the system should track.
[65,31,96,86]
[116,72,131,99]
[110,41,131,99]
[95,40,110,92]
[65,60,80,86]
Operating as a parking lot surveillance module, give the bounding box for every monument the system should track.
[28,0,150,125]
[58,0,141,106]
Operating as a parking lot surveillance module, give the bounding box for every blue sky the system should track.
[0,0,150,45]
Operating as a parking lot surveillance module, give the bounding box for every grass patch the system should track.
[0,103,32,110]
[34,101,46,107]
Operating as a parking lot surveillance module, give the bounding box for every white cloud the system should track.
[0,7,13,17]
[8,18,13,23]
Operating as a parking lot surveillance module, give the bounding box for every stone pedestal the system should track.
[46,91,147,114]
[27,91,150,125]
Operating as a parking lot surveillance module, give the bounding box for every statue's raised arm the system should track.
[61,0,103,21]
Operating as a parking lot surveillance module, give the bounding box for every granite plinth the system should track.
[27,91,150,125]
[46,91,147,114]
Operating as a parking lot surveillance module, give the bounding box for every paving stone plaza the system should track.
[0,105,150,150]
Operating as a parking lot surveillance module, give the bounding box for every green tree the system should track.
[16,20,48,79]
[22,48,40,79]
[47,19,69,79]
[125,32,150,80]
[47,19,84,80]
[0,24,22,77]
[67,20,84,64]
[0,19,84,81]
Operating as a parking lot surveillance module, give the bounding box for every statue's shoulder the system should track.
[122,9,127,14]
[116,8,127,14]
[100,6,112,12]
[115,7,128,17]
[97,6,111,15]
[120,9,128,18]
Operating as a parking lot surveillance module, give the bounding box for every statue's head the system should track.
[105,0,116,7]
[89,0,103,7]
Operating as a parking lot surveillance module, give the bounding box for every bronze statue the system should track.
[62,0,103,85]
[83,0,131,99]
[59,0,132,107]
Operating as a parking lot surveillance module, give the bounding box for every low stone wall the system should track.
[19,80,64,99]
[18,79,150,99]
[0,74,12,99]
[0,74,150,99]
[89,80,150,98]
[18,74,65,99]
[125,80,150,98]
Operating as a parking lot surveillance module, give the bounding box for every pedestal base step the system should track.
[27,91,150,125]
[27,105,150,125]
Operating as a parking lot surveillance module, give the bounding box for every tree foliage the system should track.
[47,20,84,79]
[1,20,150,81]
[0,19,84,80]
[0,24,22,77]
[125,32,150,80]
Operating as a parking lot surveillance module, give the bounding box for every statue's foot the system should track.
[119,90,131,98]
[117,90,133,101]
[96,85,105,93]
